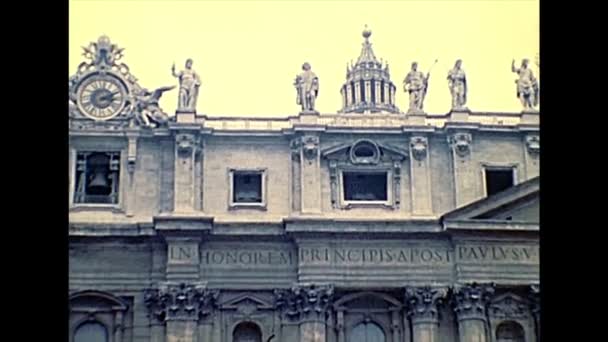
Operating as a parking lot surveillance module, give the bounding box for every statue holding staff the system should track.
[404,60,436,112]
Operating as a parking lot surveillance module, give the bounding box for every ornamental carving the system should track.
[410,136,428,161]
[528,284,540,317]
[274,284,334,321]
[302,135,320,161]
[452,283,495,321]
[404,286,448,322]
[144,282,219,322]
[525,135,540,155]
[448,132,472,157]
[488,293,530,319]
[175,133,201,157]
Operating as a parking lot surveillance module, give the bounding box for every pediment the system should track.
[442,177,539,224]
[488,293,531,319]
[220,293,274,311]
[321,139,408,163]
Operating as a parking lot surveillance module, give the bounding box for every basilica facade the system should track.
[68,32,540,342]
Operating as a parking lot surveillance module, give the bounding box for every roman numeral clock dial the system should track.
[76,74,128,120]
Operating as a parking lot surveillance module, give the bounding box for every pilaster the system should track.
[452,283,495,342]
[409,136,433,216]
[291,135,322,214]
[448,132,477,206]
[405,286,448,342]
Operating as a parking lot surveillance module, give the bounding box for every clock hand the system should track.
[99,91,121,102]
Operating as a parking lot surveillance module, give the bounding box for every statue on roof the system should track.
[172,59,201,112]
[447,59,467,110]
[404,61,434,113]
[294,62,319,113]
[128,86,175,128]
[512,58,539,110]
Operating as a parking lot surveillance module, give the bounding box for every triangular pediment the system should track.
[442,177,539,225]
[220,293,274,310]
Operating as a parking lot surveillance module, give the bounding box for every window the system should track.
[229,169,266,209]
[74,322,108,342]
[484,168,515,196]
[350,322,385,342]
[233,322,262,342]
[496,321,525,342]
[343,171,388,202]
[74,152,120,204]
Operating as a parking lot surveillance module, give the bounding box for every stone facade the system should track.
[69,36,539,342]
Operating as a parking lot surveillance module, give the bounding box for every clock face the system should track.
[76,74,128,120]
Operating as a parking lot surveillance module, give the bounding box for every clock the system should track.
[76,73,128,120]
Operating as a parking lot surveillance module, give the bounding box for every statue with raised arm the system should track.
[404,62,432,113]
[512,58,539,110]
[294,62,319,113]
[447,59,467,110]
[172,59,201,112]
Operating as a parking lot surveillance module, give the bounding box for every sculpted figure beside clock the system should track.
[172,58,201,112]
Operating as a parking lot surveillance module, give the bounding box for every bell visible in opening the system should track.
[86,153,112,195]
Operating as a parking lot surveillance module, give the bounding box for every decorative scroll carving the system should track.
[175,133,200,157]
[448,132,472,157]
[404,286,447,322]
[349,140,380,165]
[410,136,428,161]
[488,293,530,319]
[290,137,302,161]
[329,160,338,208]
[274,284,334,322]
[525,135,540,155]
[393,160,402,207]
[452,283,495,321]
[144,283,219,322]
[302,135,320,161]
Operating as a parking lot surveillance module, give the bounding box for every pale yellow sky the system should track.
[70,0,539,117]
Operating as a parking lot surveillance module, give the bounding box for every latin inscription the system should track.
[168,243,199,264]
[202,250,295,266]
[299,247,452,265]
[457,245,539,263]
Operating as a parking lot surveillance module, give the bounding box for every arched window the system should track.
[350,322,385,342]
[496,321,525,342]
[233,322,262,342]
[74,321,108,342]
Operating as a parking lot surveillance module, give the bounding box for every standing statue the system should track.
[404,61,434,113]
[447,59,467,110]
[172,59,201,112]
[512,58,539,110]
[294,62,319,113]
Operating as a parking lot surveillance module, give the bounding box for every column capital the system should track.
[528,284,540,316]
[452,283,495,321]
[404,286,448,323]
[274,283,334,322]
[144,282,219,322]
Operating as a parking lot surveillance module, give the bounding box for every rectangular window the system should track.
[73,152,121,204]
[229,169,267,209]
[343,171,388,202]
[484,168,515,196]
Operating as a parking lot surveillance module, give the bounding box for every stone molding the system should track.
[144,282,219,322]
[404,286,448,323]
[452,283,495,321]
